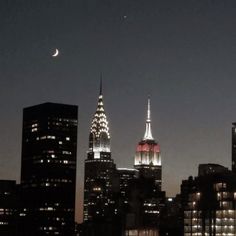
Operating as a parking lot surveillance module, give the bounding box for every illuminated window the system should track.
[215,182,227,191]
[62,151,71,155]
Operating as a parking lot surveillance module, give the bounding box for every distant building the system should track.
[83,82,120,235]
[159,196,182,236]
[182,164,236,236]
[0,180,17,236]
[232,123,236,172]
[117,168,139,209]
[19,103,78,236]
[125,176,165,235]
[198,163,229,176]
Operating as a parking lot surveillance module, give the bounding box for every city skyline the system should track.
[0,82,234,223]
[1,1,236,223]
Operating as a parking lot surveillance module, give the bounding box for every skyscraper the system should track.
[83,82,118,226]
[232,123,236,172]
[134,98,162,190]
[126,99,164,235]
[19,103,78,236]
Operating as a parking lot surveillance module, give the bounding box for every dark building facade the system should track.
[125,177,165,236]
[117,168,139,209]
[159,196,182,236]
[83,84,120,235]
[19,103,78,236]
[0,180,17,236]
[181,164,236,236]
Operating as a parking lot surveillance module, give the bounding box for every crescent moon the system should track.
[52,49,59,57]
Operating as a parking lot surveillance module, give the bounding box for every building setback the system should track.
[18,103,78,236]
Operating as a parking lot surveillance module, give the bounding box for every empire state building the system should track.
[83,81,117,223]
[134,98,162,190]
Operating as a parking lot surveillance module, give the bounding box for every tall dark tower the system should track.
[134,98,162,190]
[19,103,78,236]
[83,81,117,224]
[232,123,236,172]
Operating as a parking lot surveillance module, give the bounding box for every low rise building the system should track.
[181,164,236,236]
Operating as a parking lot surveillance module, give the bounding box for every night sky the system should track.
[1,0,236,222]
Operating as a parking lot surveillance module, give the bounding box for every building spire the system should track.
[89,79,110,154]
[99,73,103,96]
[143,97,154,140]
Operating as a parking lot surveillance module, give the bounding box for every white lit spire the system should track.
[143,98,154,140]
